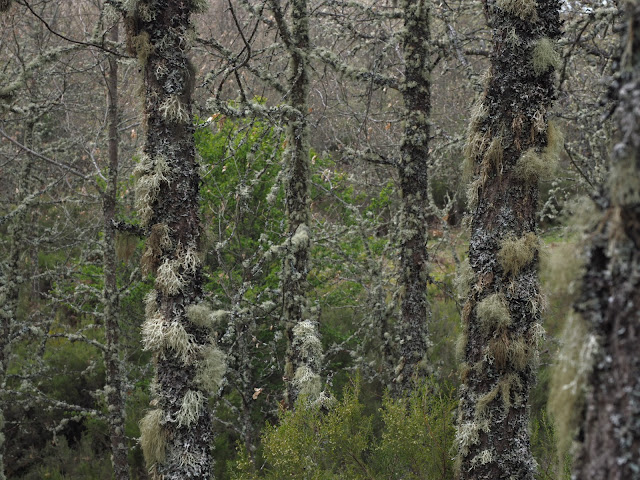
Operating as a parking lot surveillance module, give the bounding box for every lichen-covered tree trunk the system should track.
[102,22,129,480]
[574,2,640,478]
[281,0,322,408]
[393,0,432,394]
[0,122,35,480]
[456,1,561,478]
[116,1,223,478]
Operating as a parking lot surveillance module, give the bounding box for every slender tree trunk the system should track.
[456,1,561,478]
[394,0,432,394]
[118,1,218,477]
[0,122,35,480]
[574,2,640,478]
[281,0,322,408]
[102,22,130,480]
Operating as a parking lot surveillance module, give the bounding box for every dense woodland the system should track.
[0,0,638,479]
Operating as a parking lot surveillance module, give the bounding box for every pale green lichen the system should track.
[468,101,488,135]
[178,243,201,274]
[515,121,563,182]
[131,32,153,65]
[176,390,205,427]
[141,311,165,352]
[290,224,310,251]
[156,259,184,296]
[293,365,322,399]
[292,319,322,359]
[195,344,227,394]
[144,290,158,318]
[139,408,166,467]
[142,223,171,273]
[476,293,511,334]
[463,131,490,179]
[455,258,474,300]
[134,155,170,227]
[455,329,468,361]
[482,136,504,174]
[456,418,490,457]
[532,37,560,76]
[471,449,493,467]
[164,321,197,364]
[159,95,190,124]
[498,232,539,276]
[185,303,214,328]
[141,313,197,363]
[496,0,538,21]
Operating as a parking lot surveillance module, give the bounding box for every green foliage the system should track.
[374,380,457,479]
[229,378,457,480]
[196,115,285,300]
[16,434,113,480]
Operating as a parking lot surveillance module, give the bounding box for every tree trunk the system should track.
[456,1,561,478]
[574,2,640,478]
[394,0,432,394]
[119,1,218,477]
[0,121,36,480]
[280,0,322,408]
[102,22,130,480]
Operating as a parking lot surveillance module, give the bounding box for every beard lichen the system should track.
[476,293,512,335]
[514,121,563,183]
[134,154,170,227]
[142,311,166,352]
[176,390,205,428]
[496,0,539,21]
[159,95,190,124]
[195,343,227,395]
[293,364,322,400]
[142,223,172,274]
[185,303,214,328]
[156,258,184,296]
[498,232,539,276]
[139,408,167,467]
[532,37,560,76]
[141,312,197,364]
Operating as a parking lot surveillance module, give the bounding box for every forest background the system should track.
[0,0,624,479]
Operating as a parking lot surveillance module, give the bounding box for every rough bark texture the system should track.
[574,2,640,478]
[119,1,216,477]
[103,23,130,480]
[456,1,561,478]
[394,0,432,394]
[281,0,322,408]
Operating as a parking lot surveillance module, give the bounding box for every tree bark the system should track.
[394,0,432,394]
[280,0,322,409]
[117,1,217,477]
[456,1,561,478]
[574,2,640,478]
[102,22,130,480]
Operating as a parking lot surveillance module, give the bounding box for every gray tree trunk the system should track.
[116,1,218,477]
[102,22,130,480]
[574,2,640,478]
[394,0,432,394]
[279,0,322,409]
[456,1,561,478]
